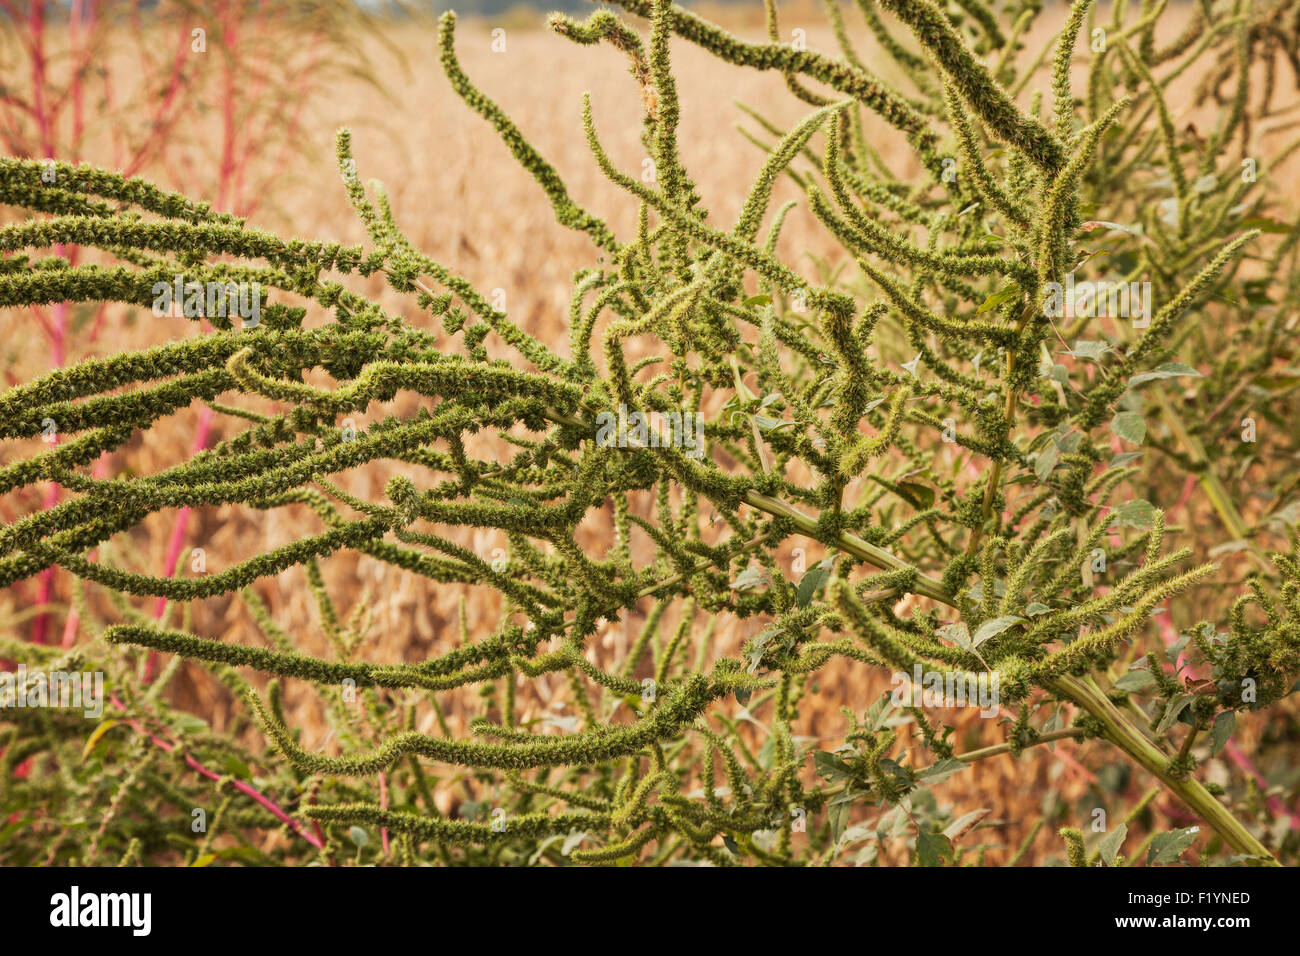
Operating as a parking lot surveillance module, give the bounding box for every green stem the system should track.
[966,303,1035,558]
[741,490,952,603]
[818,726,1086,801]
[544,408,1277,862]
[1049,674,1278,864]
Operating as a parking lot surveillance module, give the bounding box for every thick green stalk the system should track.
[741,491,952,602]
[1049,674,1279,864]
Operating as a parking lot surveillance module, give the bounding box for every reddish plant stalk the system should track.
[109,696,324,851]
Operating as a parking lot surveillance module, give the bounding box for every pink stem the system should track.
[109,695,324,851]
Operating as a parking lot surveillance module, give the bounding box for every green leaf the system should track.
[1108,451,1143,469]
[977,283,1020,314]
[1209,539,1253,558]
[223,756,252,780]
[828,792,852,843]
[0,817,33,846]
[896,482,936,510]
[1056,429,1083,454]
[1210,710,1235,757]
[1069,340,1110,362]
[796,556,837,607]
[1110,411,1146,445]
[1035,441,1059,481]
[854,843,879,866]
[838,820,875,847]
[1115,669,1156,693]
[918,757,968,784]
[348,826,369,848]
[1128,362,1202,388]
[864,692,895,733]
[1147,826,1201,864]
[1110,498,1157,529]
[1155,695,1193,736]
[938,622,972,651]
[1025,602,1052,616]
[172,713,210,736]
[745,624,783,674]
[731,566,767,591]
[1098,823,1128,866]
[971,615,1025,647]
[1166,633,1191,665]
[754,414,793,433]
[814,750,855,783]
[916,827,954,866]
[527,834,565,866]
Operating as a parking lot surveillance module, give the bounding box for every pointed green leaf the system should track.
[1098,823,1128,866]
[1110,411,1146,445]
[971,615,1026,647]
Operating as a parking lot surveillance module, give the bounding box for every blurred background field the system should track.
[2,0,1298,864]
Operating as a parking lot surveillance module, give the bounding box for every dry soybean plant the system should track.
[3,0,1300,867]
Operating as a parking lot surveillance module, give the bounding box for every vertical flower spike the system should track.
[733,101,843,244]
[1051,0,1096,140]
[437,11,617,252]
[878,0,1067,174]
[648,0,700,213]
